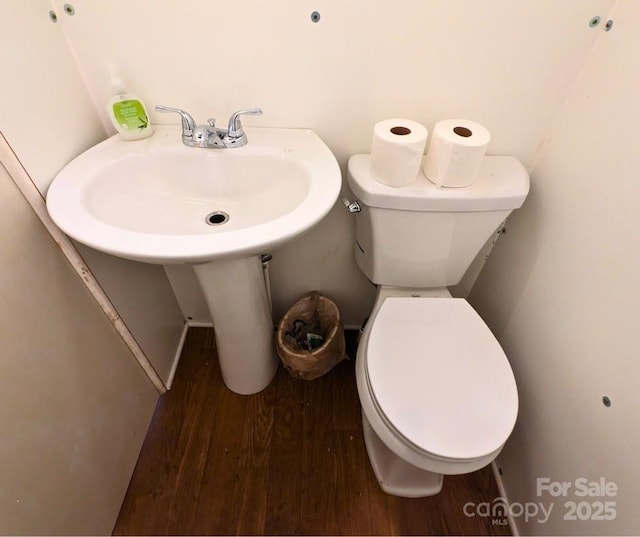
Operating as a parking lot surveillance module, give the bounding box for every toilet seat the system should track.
[365,297,518,461]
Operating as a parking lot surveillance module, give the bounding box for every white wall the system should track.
[0,0,186,384]
[0,2,104,192]
[52,0,616,326]
[74,243,186,382]
[0,163,158,535]
[469,1,640,534]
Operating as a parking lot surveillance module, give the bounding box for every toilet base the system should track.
[362,411,443,498]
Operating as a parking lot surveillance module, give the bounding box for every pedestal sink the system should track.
[47,125,341,394]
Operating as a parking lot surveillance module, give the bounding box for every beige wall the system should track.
[74,243,185,382]
[0,163,158,535]
[469,1,640,534]
[0,0,185,384]
[50,0,616,326]
[0,3,104,192]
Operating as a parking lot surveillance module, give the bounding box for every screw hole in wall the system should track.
[63,4,75,16]
[602,396,612,407]
[310,11,321,23]
[589,16,601,28]
[49,10,58,22]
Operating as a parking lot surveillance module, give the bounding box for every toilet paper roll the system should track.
[423,119,490,188]
[370,119,429,187]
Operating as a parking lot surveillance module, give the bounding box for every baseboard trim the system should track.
[187,321,362,331]
[491,461,519,536]
[186,320,214,328]
[165,322,190,390]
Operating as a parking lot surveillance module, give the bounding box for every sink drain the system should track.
[205,211,229,226]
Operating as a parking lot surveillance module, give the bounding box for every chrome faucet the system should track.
[155,105,263,148]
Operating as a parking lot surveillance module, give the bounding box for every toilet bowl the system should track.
[346,153,529,497]
[355,287,518,497]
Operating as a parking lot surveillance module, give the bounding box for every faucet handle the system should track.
[155,105,196,137]
[227,108,263,138]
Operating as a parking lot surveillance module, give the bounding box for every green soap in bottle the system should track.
[107,77,154,141]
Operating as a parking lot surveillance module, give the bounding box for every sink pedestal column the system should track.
[193,256,279,395]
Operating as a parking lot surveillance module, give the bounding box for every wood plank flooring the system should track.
[114,328,511,536]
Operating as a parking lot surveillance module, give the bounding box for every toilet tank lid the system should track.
[347,154,529,212]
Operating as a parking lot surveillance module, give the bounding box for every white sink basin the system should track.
[47,125,341,264]
[47,124,341,395]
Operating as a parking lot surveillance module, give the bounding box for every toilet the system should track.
[347,153,530,497]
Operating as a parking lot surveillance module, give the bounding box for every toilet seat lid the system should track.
[367,297,518,460]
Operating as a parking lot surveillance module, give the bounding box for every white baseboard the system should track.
[186,320,359,330]
[172,321,359,391]
[491,461,519,536]
[165,322,190,390]
[186,320,214,328]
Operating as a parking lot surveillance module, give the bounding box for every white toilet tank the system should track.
[347,154,530,287]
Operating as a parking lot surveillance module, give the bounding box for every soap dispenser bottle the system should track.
[107,77,154,140]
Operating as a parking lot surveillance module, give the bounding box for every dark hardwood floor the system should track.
[114,328,511,536]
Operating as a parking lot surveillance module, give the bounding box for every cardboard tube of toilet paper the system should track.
[370,119,429,187]
[423,119,490,188]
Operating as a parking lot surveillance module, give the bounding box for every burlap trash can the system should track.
[276,291,347,380]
